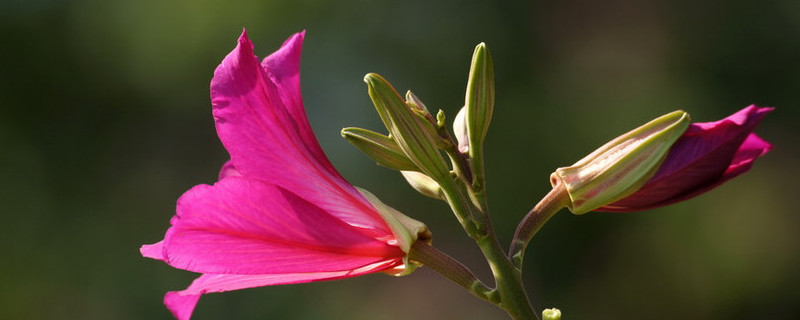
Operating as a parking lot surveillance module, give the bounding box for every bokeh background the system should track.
[2,0,798,319]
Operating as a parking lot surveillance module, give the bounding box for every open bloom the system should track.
[597,105,773,212]
[141,31,429,320]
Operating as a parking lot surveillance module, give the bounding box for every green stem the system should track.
[509,182,569,268]
[437,177,537,320]
[408,241,497,303]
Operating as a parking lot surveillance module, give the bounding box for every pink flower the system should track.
[141,31,427,320]
[597,105,773,212]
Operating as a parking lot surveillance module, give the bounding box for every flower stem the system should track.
[437,176,537,320]
[509,182,569,268]
[408,241,496,303]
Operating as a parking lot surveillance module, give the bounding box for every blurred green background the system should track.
[2,0,798,319]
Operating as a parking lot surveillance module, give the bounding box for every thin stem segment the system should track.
[437,176,537,320]
[408,241,497,303]
[509,181,569,268]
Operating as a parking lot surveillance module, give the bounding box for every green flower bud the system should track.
[542,308,562,320]
[341,127,419,171]
[551,110,691,214]
[464,43,495,152]
[364,73,450,181]
[462,43,495,191]
[405,90,430,114]
[401,170,445,200]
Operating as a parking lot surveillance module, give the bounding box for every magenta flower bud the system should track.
[597,105,773,212]
[552,111,691,214]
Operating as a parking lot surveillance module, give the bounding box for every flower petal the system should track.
[724,133,772,178]
[259,31,341,178]
[161,176,404,275]
[217,160,241,180]
[164,291,200,320]
[210,30,389,235]
[164,258,401,320]
[140,241,166,261]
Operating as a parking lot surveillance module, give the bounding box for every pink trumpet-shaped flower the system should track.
[141,31,427,320]
[597,105,773,212]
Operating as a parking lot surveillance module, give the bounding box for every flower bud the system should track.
[551,110,690,214]
[401,170,445,200]
[463,43,494,153]
[461,43,495,191]
[364,73,450,181]
[453,106,469,153]
[341,127,419,171]
[542,308,562,320]
[598,105,773,212]
[405,90,430,114]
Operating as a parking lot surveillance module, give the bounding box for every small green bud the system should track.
[542,308,562,320]
[551,110,691,214]
[464,43,495,151]
[460,43,495,191]
[341,127,419,171]
[405,90,429,114]
[364,73,450,181]
[401,170,444,200]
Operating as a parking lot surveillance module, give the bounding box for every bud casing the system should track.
[551,111,691,214]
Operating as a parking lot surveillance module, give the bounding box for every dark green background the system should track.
[2,0,798,319]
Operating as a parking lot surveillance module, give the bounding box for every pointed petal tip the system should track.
[165,291,201,320]
[238,28,249,42]
[141,241,167,261]
[743,133,773,155]
[280,30,306,49]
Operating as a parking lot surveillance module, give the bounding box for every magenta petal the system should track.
[724,133,772,178]
[259,31,339,178]
[141,241,166,261]
[210,31,387,234]
[217,160,241,180]
[164,259,399,319]
[598,106,772,212]
[161,176,403,275]
[164,291,200,320]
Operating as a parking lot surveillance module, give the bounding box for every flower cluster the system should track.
[142,30,772,320]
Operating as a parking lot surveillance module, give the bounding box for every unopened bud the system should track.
[542,308,561,320]
[551,110,691,214]
[341,127,419,171]
[453,106,469,153]
[401,170,444,200]
[463,43,495,152]
[364,73,450,181]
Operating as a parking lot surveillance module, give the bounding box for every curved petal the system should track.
[259,31,340,177]
[217,160,241,180]
[140,241,166,261]
[723,133,773,178]
[161,176,404,275]
[655,133,773,206]
[164,291,200,320]
[210,30,388,235]
[164,259,401,320]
